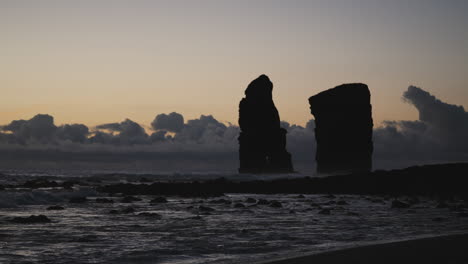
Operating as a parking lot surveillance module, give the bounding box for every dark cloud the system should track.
[150,130,168,142]
[403,86,468,149]
[281,121,316,173]
[151,112,184,132]
[0,114,91,145]
[175,115,232,144]
[95,119,149,145]
[0,115,50,144]
[373,86,468,166]
[1,114,57,143]
[88,131,115,145]
[56,124,89,143]
[0,114,95,146]
[280,121,290,130]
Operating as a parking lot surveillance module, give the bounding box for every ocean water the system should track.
[1,169,467,264]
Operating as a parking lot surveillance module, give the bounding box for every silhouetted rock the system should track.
[392,200,410,208]
[137,212,162,218]
[139,177,152,183]
[121,196,142,203]
[449,204,466,212]
[199,205,215,212]
[62,181,75,190]
[406,196,420,205]
[269,200,282,208]
[69,197,88,203]
[370,198,384,204]
[96,163,468,196]
[309,83,373,174]
[10,215,51,224]
[436,201,449,208]
[337,200,348,205]
[95,198,114,203]
[121,207,135,214]
[238,75,294,173]
[47,205,65,210]
[457,212,468,217]
[97,182,224,197]
[209,198,231,204]
[22,179,59,189]
[234,203,245,208]
[149,197,168,204]
[310,202,321,207]
[347,211,359,216]
[245,197,257,203]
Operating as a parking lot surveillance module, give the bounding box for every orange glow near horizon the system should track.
[1,1,467,128]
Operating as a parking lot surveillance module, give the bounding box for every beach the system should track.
[2,170,468,264]
[261,233,468,264]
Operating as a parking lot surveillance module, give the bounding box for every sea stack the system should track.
[238,75,294,173]
[309,83,373,174]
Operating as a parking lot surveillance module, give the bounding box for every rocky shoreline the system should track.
[95,163,468,197]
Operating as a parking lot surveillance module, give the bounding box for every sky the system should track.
[1,0,467,128]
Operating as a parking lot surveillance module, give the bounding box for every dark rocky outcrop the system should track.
[69,197,88,203]
[309,83,373,174]
[269,200,283,208]
[199,205,215,212]
[121,196,142,203]
[96,163,468,197]
[318,208,332,215]
[149,197,168,204]
[391,200,410,208]
[95,198,114,203]
[238,75,294,173]
[10,215,51,224]
[47,205,65,210]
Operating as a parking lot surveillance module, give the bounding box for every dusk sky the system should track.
[1,0,467,128]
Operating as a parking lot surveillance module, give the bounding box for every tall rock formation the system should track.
[309,83,373,174]
[238,75,294,173]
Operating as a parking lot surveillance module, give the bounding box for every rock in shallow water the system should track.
[69,197,88,203]
[199,205,215,212]
[392,200,411,208]
[121,196,142,203]
[318,208,331,215]
[149,197,168,204]
[137,212,162,218]
[10,215,52,224]
[234,203,246,208]
[269,200,282,208]
[95,198,114,203]
[47,205,65,210]
[245,197,257,203]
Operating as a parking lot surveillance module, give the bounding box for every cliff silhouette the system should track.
[309,83,373,174]
[238,75,294,173]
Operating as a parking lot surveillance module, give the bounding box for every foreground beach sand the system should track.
[260,233,468,264]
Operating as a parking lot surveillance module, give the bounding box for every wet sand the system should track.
[260,233,468,264]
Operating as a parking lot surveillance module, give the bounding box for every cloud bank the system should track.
[373,86,468,166]
[0,86,467,172]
